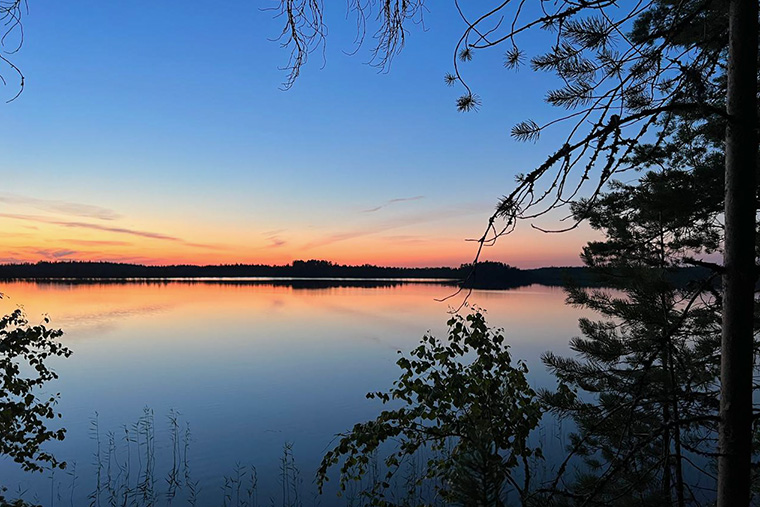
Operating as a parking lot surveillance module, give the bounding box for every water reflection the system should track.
[0,281,586,506]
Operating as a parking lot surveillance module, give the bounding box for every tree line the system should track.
[0,260,712,290]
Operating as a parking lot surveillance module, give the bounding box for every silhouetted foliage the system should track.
[0,305,70,506]
[540,169,725,505]
[273,0,733,237]
[317,310,543,506]
[0,496,39,507]
[0,1,25,102]
[0,307,70,475]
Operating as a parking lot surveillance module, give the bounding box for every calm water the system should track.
[0,281,586,506]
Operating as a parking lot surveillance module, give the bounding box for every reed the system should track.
[5,408,487,507]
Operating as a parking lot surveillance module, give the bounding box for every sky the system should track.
[0,1,600,268]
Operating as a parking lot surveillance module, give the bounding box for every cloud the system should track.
[62,238,133,247]
[384,235,428,245]
[0,193,121,221]
[34,249,78,259]
[388,196,425,204]
[55,220,181,241]
[304,205,486,250]
[362,195,424,213]
[0,213,223,250]
[262,230,287,248]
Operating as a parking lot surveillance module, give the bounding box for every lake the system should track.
[0,280,587,506]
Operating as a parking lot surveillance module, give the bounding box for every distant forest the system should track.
[0,260,710,289]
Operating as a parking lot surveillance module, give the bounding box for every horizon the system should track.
[0,2,598,268]
[0,258,584,270]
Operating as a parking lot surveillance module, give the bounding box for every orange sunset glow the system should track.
[0,202,594,268]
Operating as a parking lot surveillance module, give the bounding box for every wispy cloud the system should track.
[54,219,181,241]
[304,205,485,250]
[0,247,163,265]
[0,193,121,221]
[0,213,224,250]
[384,234,429,245]
[61,238,133,247]
[34,249,78,259]
[362,195,424,213]
[262,229,287,248]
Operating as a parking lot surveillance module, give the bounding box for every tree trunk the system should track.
[717,0,758,504]
[669,346,686,507]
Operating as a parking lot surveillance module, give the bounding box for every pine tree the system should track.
[541,170,724,505]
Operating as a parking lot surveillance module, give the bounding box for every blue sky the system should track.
[0,1,597,267]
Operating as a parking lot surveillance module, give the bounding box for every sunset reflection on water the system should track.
[0,281,588,505]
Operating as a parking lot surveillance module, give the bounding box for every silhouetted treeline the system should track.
[461,263,598,289]
[0,260,710,289]
[0,260,459,280]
